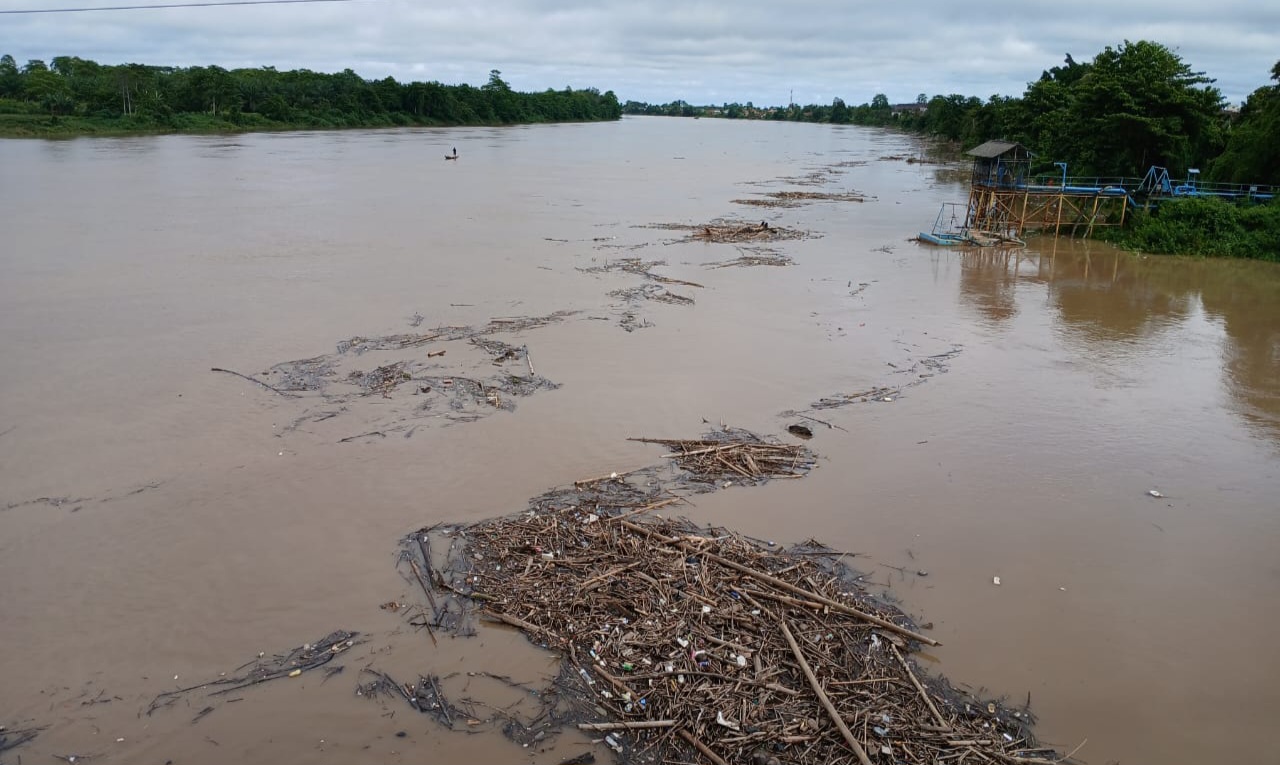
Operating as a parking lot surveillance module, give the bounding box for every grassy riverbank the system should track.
[1100,197,1280,262]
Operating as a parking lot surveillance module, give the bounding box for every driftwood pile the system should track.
[392,430,1054,764]
[209,311,572,441]
[577,257,704,332]
[610,284,696,306]
[784,347,964,414]
[732,191,869,209]
[704,248,794,269]
[878,155,937,165]
[578,258,706,290]
[691,222,806,244]
[146,630,362,718]
[421,507,1053,765]
[643,222,809,245]
[626,436,813,487]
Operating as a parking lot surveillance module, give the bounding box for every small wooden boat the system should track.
[445,154,458,160]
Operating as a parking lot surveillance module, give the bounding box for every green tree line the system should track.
[0,57,621,135]
[624,41,1280,187]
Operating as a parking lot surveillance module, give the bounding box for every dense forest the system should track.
[624,41,1280,188]
[0,57,621,135]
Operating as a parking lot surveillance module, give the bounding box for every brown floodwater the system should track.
[1,117,1278,765]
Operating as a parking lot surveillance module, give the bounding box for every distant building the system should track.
[891,103,928,116]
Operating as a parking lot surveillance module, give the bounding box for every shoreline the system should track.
[0,114,621,140]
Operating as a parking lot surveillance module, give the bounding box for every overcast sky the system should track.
[1,0,1277,106]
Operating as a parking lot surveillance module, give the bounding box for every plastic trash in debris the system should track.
[873,726,889,737]
[288,669,302,677]
[992,576,1002,586]
[881,745,893,755]
[716,710,741,730]
[735,654,748,667]
[701,605,712,614]
[676,637,690,649]
[621,662,636,672]
[610,472,619,479]
[604,734,623,753]
[1147,489,1164,498]
[869,634,882,649]
[916,570,929,577]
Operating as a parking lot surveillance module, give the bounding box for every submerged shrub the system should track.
[1104,197,1280,261]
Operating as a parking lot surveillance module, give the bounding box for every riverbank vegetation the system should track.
[0,57,621,136]
[1100,198,1280,262]
[624,41,1280,190]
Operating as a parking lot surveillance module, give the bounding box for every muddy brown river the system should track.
[2,117,1278,765]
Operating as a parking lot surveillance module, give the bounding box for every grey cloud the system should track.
[0,0,1275,104]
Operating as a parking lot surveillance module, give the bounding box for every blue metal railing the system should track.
[974,167,1275,202]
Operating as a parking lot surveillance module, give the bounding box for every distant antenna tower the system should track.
[789,89,794,107]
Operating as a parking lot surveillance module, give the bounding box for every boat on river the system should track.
[918,203,971,245]
[917,203,1026,247]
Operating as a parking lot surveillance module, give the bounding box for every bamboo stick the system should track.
[677,728,731,765]
[620,520,940,646]
[780,618,873,765]
[892,643,950,730]
[578,720,676,731]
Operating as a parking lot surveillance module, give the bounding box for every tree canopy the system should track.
[1210,62,1280,184]
[1021,41,1223,177]
[623,41,1279,185]
[0,55,621,135]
